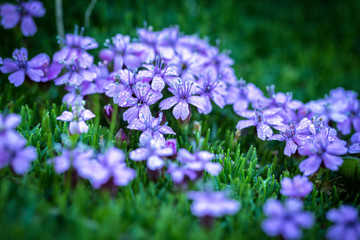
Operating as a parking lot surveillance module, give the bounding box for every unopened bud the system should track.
[165,138,177,156]
[116,128,127,143]
[104,104,113,122]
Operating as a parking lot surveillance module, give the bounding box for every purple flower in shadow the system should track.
[262,198,314,240]
[1,48,49,86]
[280,175,313,198]
[326,205,360,240]
[1,1,45,36]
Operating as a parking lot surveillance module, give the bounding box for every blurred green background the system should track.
[1,0,359,101]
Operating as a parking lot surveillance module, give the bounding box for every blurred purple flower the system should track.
[236,108,283,140]
[127,112,175,144]
[280,175,313,198]
[0,113,37,174]
[326,205,360,240]
[263,85,303,122]
[129,139,174,171]
[1,48,49,86]
[187,191,240,218]
[159,78,206,120]
[177,149,222,176]
[54,26,98,68]
[0,1,45,36]
[298,128,348,176]
[83,147,136,189]
[99,34,142,70]
[49,148,94,175]
[349,132,360,154]
[262,198,314,240]
[226,78,264,113]
[337,96,360,135]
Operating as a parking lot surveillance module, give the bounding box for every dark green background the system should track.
[1,0,359,101]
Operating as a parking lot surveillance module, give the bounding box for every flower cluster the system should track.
[0,1,45,36]
[234,85,360,175]
[0,113,37,174]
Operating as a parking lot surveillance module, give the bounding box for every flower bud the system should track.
[104,104,113,122]
[116,128,127,143]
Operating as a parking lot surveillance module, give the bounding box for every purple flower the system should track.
[187,191,240,218]
[270,118,315,156]
[0,113,37,174]
[337,96,360,135]
[201,46,234,74]
[298,128,348,176]
[326,205,360,240]
[99,34,142,70]
[54,59,97,86]
[127,112,175,144]
[54,26,98,68]
[137,56,177,91]
[49,147,94,175]
[122,81,163,123]
[1,1,45,36]
[129,139,174,171]
[195,69,228,114]
[226,78,265,113]
[236,108,283,140]
[159,78,206,120]
[105,69,139,106]
[280,175,313,198]
[349,132,360,154]
[83,147,136,189]
[262,198,314,240]
[57,103,96,134]
[1,48,50,86]
[168,48,205,81]
[263,85,303,122]
[177,149,222,176]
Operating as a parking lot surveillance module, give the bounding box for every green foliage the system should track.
[0,0,360,239]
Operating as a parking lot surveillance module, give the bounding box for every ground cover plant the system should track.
[0,0,360,239]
